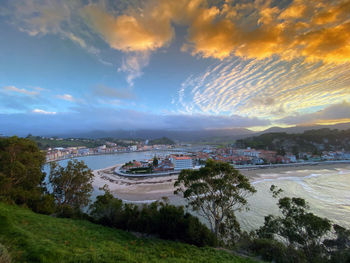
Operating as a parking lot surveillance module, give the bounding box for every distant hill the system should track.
[44,122,350,144]
[148,137,175,145]
[259,122,350,134]
[57,128,254,142]
[0,203,255,263]
[236,128,350,154]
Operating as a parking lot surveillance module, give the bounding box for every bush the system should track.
[0,243,11,263]
[90,190,217,247]
[184,214,217,247]
[249,238,306,263]
[28,194,56,215]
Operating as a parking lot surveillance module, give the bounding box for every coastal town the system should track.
[45,139,174,161]
[46,138,350,171]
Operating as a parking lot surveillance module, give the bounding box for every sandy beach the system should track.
[92,165,177,201]
[92,162,350,202]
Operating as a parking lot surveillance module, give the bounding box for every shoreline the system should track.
[92,162,350,202]
[45,150,150,163]
[235,160,350,170]
[45,148,185,163]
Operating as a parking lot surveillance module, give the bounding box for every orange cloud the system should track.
[82,4,174,52]
[79,0,350,63]
[185,0,350,62]
[299,22,350,63]
[278,0,308,20]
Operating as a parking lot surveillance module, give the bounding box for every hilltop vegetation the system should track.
[1,136,350,263]
[236,128,350,154]
[25,135,142,150]
[0,203,256,263]
[148,137,175,145]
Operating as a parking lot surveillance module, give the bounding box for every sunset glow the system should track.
[1,0,349,135]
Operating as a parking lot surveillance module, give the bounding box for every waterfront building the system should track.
[172,156,193,170]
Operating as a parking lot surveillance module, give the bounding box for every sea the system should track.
[237,167,350,231]
[44,152,350,231]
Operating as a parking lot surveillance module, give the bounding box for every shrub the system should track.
[29,194,56,215]
[0,243,11,263]
[249,238,306,263]
[184,214,217,247]
[90,190,217,247]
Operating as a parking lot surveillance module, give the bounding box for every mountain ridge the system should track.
[46,122,350,143]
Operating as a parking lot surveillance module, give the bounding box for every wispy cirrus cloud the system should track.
[56,94,75,102]
[2,85,39,96]
[278,101,350,126]
[2,0,350,132]
[176,56,350,124]
[93,85,135,100]
[32,109,56,115]
[117,52,151,86]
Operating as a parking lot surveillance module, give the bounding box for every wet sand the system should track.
[93,162,350,202]
[92,165,177,201]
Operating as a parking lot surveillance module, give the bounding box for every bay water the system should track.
[45,153,350,230]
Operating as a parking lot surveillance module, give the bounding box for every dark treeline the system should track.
[148,137,175,145]
[236,128,350,154]
[90,187,216,246]
[1,136,350,263]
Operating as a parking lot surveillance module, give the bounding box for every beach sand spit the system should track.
[92,163,350,202]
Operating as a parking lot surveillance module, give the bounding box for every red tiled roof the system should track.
[174,156,192,160]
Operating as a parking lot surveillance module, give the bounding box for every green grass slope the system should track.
[0,203,257,263]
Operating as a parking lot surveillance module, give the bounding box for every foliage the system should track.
[257,185,332,262]
[26,135,102,150]
[148,137,175,145]
[248,238,306,263]
[0,243,11,263]
[236,128,350,153]
[153,156,159,167]
[89,185,124,226]
[26,135,143,150]
[90,188,217,247]
[49,159,93,212]
[0,202,256,263]
[0,136,54,214]
[127,167,153,174]
[174,159,256,243]
[324,224,350,263]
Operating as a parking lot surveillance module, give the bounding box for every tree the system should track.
[89,185,123,226]
[49,159,93,211]
[257,185,332,262]
[324,224,350,263]
[153,156,158,167]
[0,137,47,205]
[174,159,256,242]
[277,147,286,156]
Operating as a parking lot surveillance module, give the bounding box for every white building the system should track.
[172,156,193,170]
[129,145,137,151]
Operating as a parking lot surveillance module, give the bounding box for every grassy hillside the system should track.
[0,203,257,263]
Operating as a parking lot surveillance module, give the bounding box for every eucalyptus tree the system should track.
[49,159,94,212]
[174,159,256,242]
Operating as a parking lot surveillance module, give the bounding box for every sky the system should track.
[1,0,350,136]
